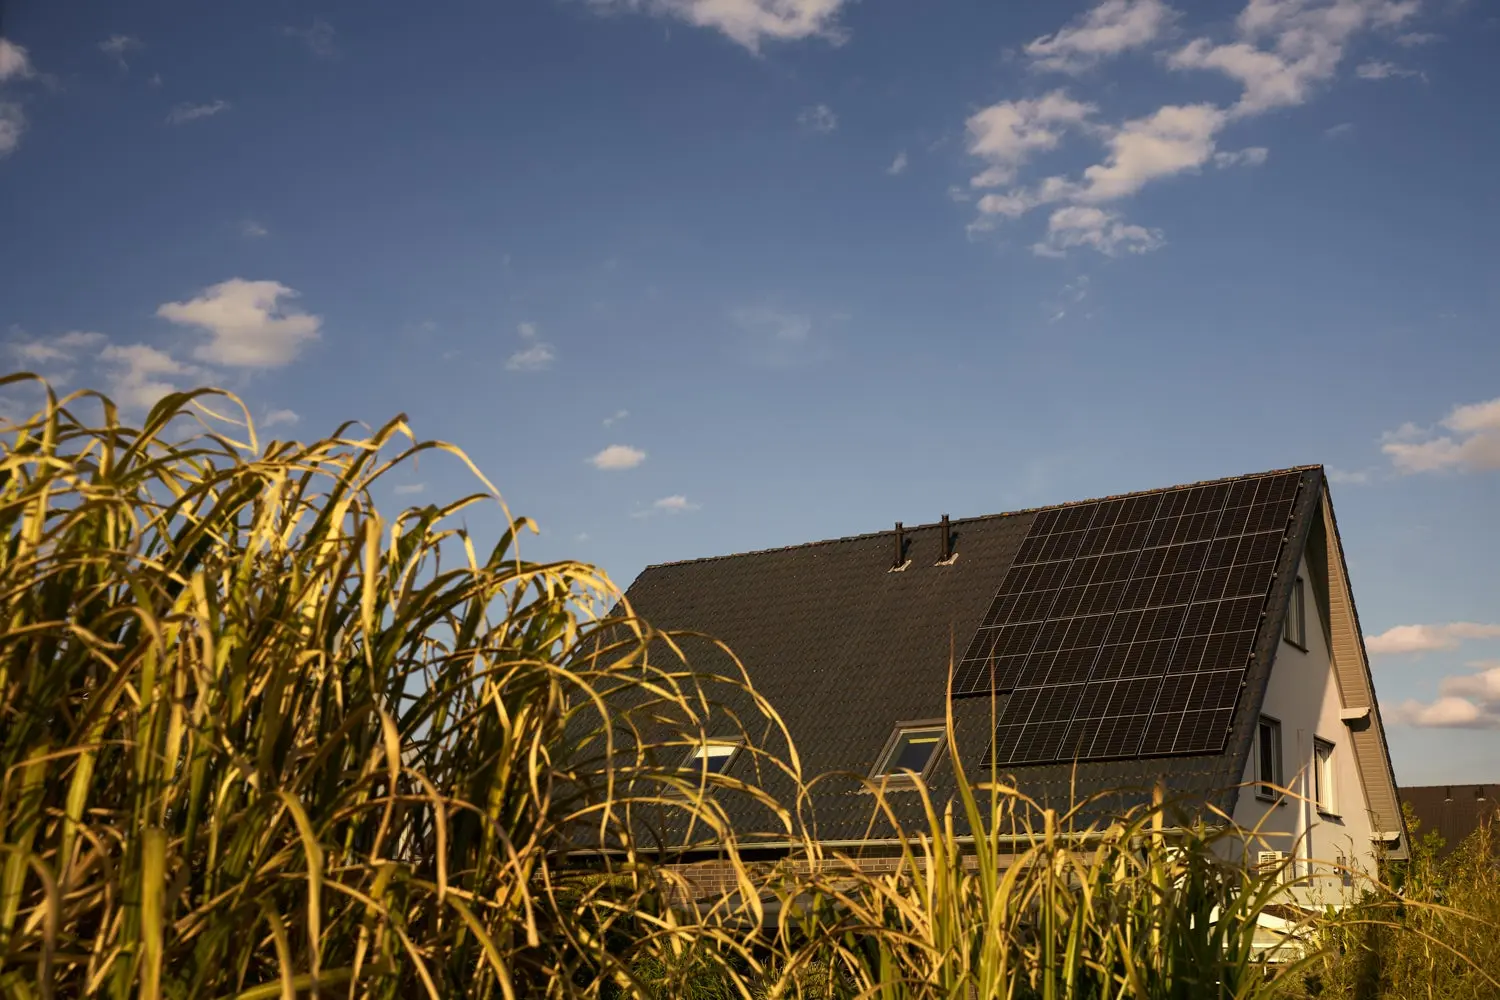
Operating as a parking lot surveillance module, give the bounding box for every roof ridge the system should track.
[642,463,1326,571]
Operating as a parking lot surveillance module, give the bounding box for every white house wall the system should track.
[1232,552,1378,906]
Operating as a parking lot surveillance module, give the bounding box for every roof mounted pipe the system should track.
[940,514,952,562]
[893,521,905,570]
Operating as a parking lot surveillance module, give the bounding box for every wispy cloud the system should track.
[1381,397,1500,474]
[99,34,142,70]
[0,102,23,158]
[632,494,701,517]
[505,321,557,372]
[589,444,647,470]
[393,483,427,496]
[0,39,35,158]
[730,306,831,366]
[263,408,299,428]
[1366,621,1500,655]
[1025,0,1176,74]
[158,279,320,367]
[99,343,203,411]
[1213,146,1269,168]
[1326,466,1375,485]
[1324,121,1355,138]
[8,330,106,368]
[241,220,269,238]
[1394,31,1440,46]
[585,0,851,53]
[887,150,909,176]
[284,20,338,57]
[1356,59,1424,80]
[166,100,231,125]
[797,103,837,133]
[603,409,630,427]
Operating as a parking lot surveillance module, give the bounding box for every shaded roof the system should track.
[615,466,1330,844]
[1400,784,1500,859]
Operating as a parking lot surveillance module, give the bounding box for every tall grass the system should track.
[1,378,1495,999]
[0,379,788,998]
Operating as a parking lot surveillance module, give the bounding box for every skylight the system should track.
[873,726,945,780]
[685,741,739,774]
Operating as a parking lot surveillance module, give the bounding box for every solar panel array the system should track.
[953,471,1304,765]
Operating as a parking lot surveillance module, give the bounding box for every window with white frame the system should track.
[1257,716,1282,799]
[1284,576,1306,649]
[1314,737,1337,815]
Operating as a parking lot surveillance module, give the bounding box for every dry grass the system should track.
[0,377,1495,1000]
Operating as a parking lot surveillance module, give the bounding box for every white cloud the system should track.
[1025,0,1176,74]
[632,494,701,517]
[1390,696,1498,729]
[0,38,33,82]
[241,220,269,238]
[1365,622,1500,655]
[263,408,299,428]
[9,330,106,366]
[964,0,1415,254]
[99,35,142,69]
[1381,396,1500,473]
[157,279,321,368]
[1169,0,1418,117]
[1324,121,1355,138]
[1033,205,1163,257]
[1213,145,1269,167]
[393,483,427,496]
[166,100,230,125]
[603,408,630,427]
[0,102,25,158]
[99,343,201,411]
[587,0,850,53]
[284,20,337,57]
[1355,59,1422,80]
[1077,102,1227,201]
[505,321,556,372]
[887,150,908,175]
[966,91,1096,189]
[589,444,647,470]
[1395,31,1439,45]
[797,103,837,133]
[1392,662,1500,729]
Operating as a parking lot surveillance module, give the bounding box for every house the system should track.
[614,466,1407,905]
[1400,784,1499,859]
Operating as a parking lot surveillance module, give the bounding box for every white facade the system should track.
[1231,553,1380,906]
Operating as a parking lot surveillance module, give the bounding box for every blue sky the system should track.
[1,0,1497,783]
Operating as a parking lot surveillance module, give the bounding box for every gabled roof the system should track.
[616,465,1403,849]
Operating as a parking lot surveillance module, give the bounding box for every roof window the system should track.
[872,724,945,782]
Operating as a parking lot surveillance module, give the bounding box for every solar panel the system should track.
[958,471,1305,766]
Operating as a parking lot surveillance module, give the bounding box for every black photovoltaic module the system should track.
[953,470,1304,765]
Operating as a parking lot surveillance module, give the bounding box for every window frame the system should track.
[1313,737,1338,816]
[1283,576,1307,651]
[870,722,947,786]
[682,739,742,776]
[1256,715,1283,801]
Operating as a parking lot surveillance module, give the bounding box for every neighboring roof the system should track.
[612,465,1398,849]
[1400,784,1500,858]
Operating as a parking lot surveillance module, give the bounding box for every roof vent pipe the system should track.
[893,522,905,569]
[940,514,952,561]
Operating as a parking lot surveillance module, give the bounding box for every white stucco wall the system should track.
[1231,554,1379,906]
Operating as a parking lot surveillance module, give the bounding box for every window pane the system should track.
[690,743,737,773]
[885,732,941,775]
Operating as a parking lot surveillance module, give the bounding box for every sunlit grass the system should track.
[1,375,1496,1000]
